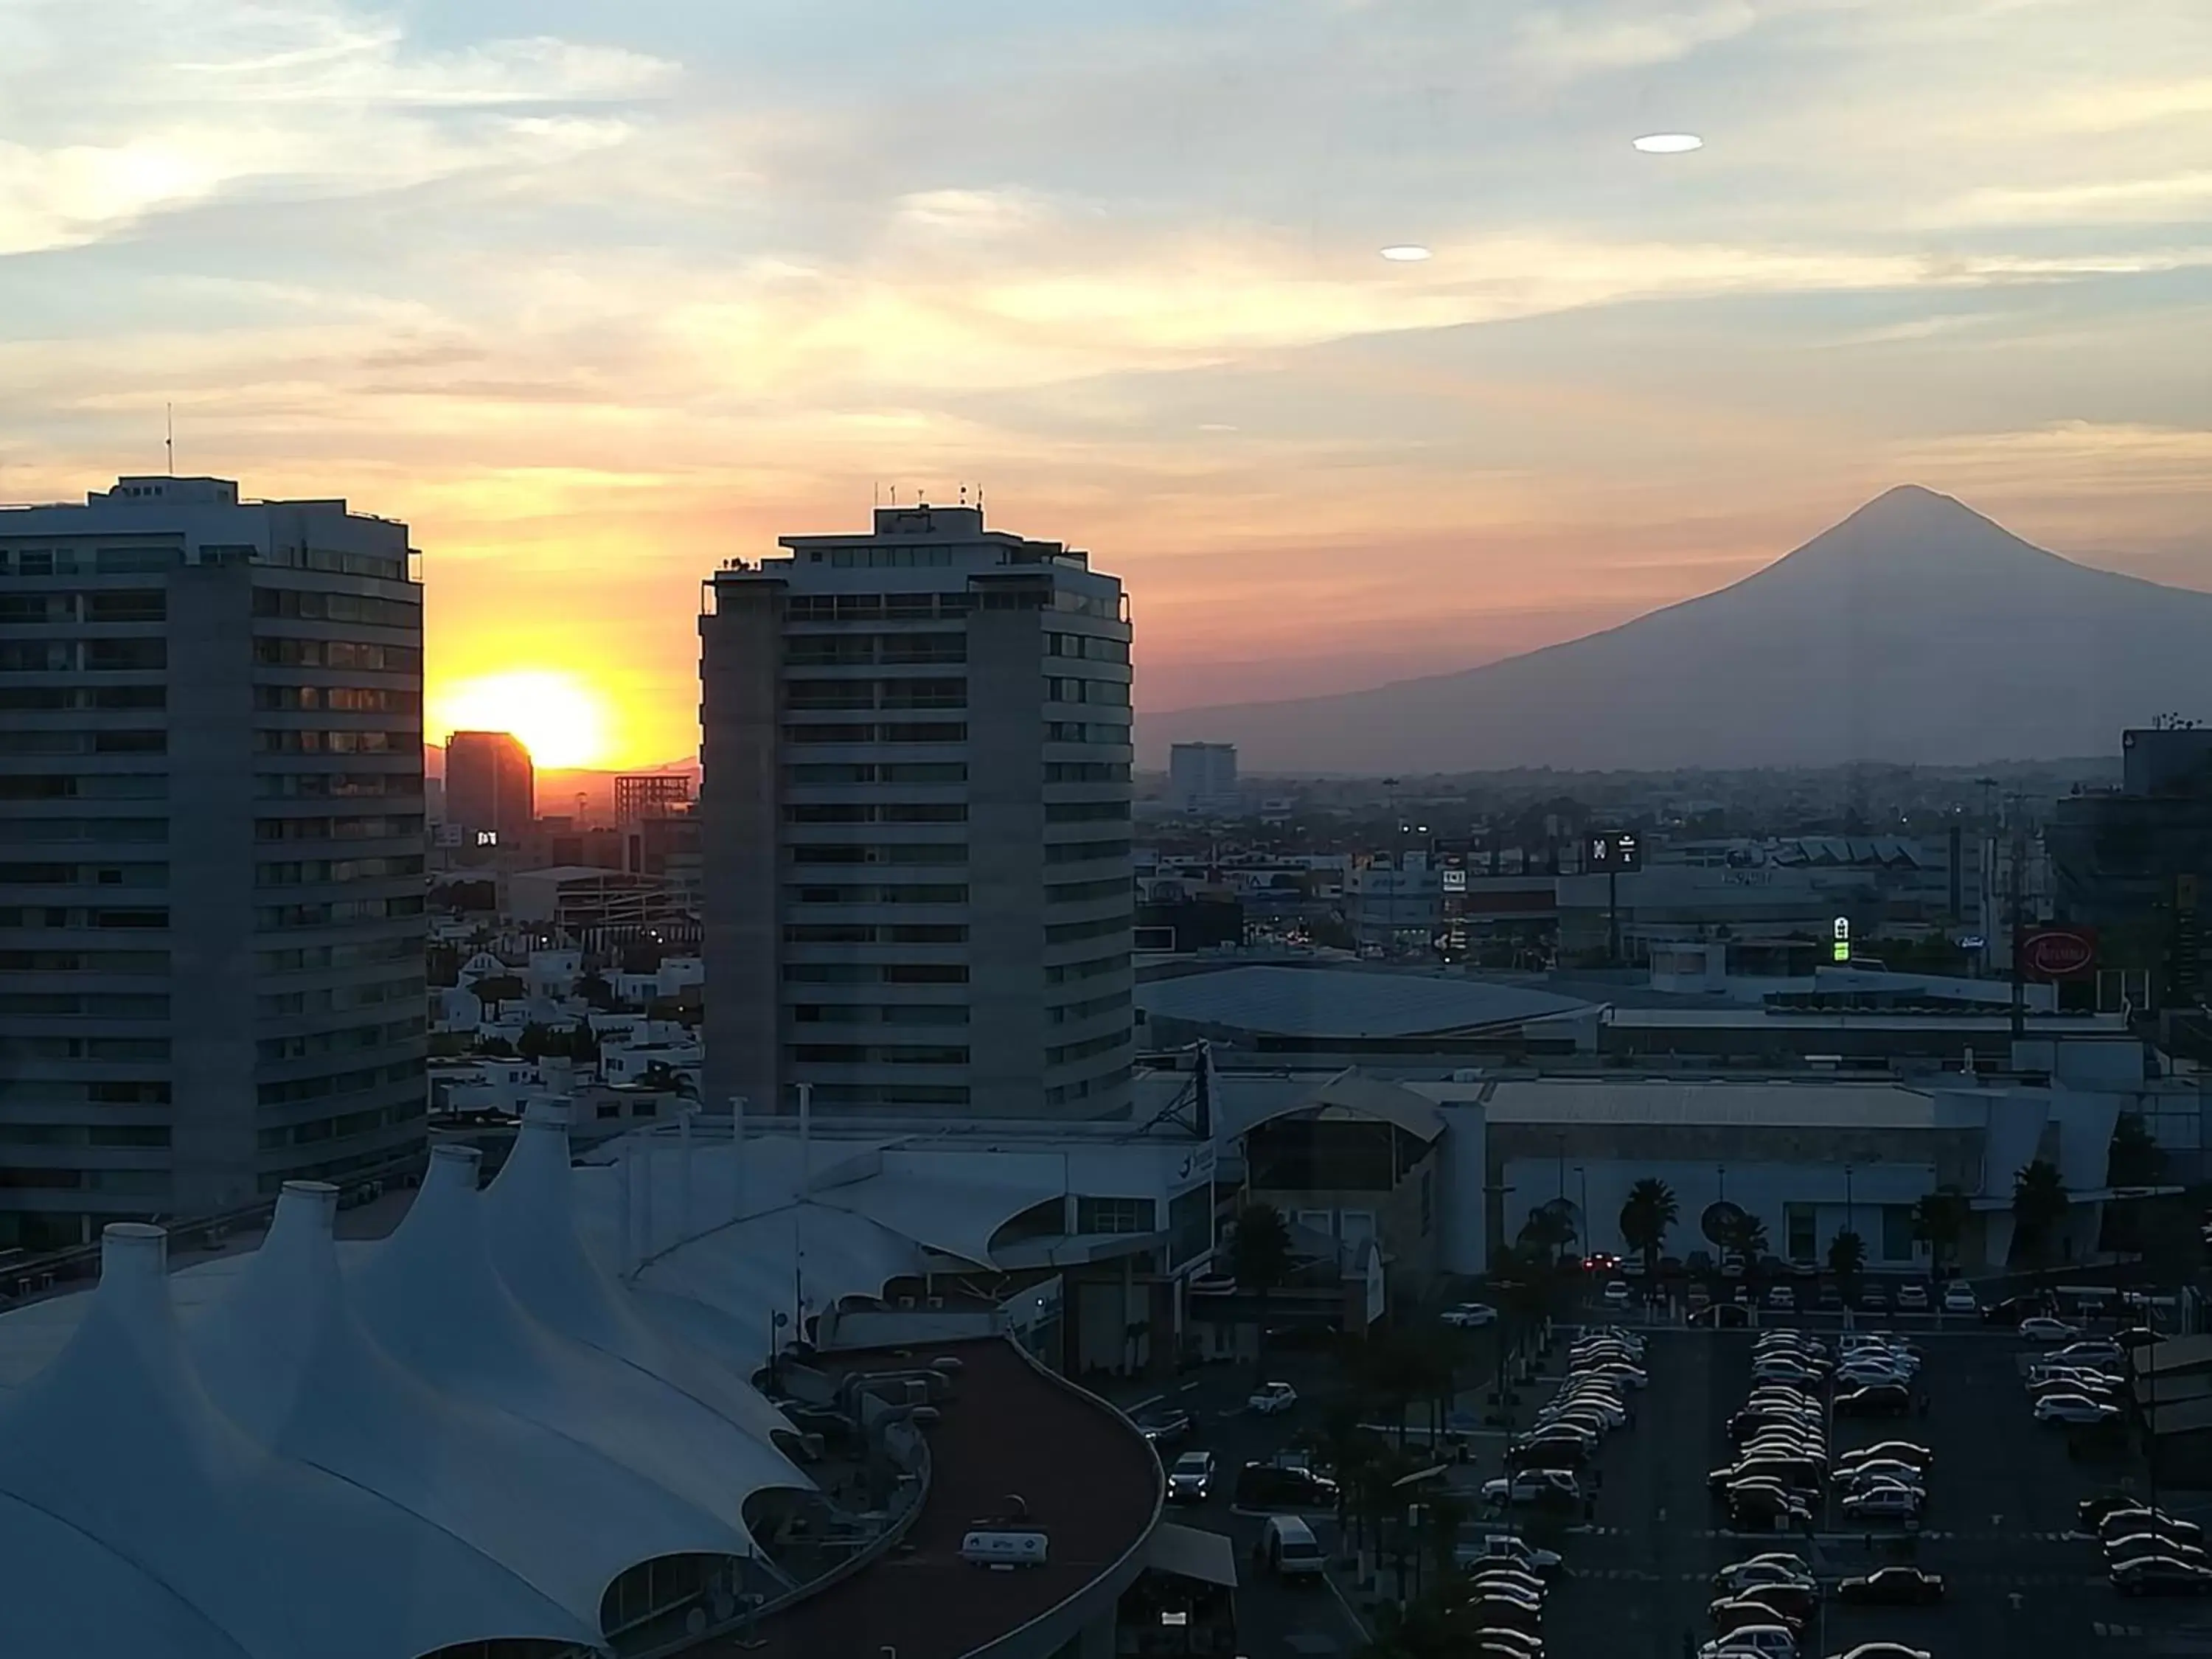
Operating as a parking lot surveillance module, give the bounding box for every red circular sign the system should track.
[2022,931,2094,977]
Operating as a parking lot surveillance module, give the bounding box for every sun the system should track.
[434,670,612,769]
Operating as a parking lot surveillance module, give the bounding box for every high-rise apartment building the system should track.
[444,729,534,845]
[1168,741,1239,814]
[613,771,694,826]
[700,503,1135,1121]
[0,476,428,1248]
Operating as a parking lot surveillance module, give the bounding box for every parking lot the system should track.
[1538,1318,2212,1659]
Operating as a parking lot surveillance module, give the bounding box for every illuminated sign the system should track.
[1832,915,1851,962]
[1441,867,1467,891]
[2020,928,2096,979]
[476,830,498,847]
[1586,830,1642,873]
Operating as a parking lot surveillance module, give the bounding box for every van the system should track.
[1258,1514,1326,1579]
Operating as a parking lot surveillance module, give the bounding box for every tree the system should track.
[2107,1113,2162,1188]
[2013,1158,2071,1267]
[1618,1178,1679,1278]
[1229,1203,1295,1377]
[471,973,525,1013]
[1719,1210,1768,1267]
[1826,1228,1867,1298]
[1516,1200,1578,1267]
[1909,1186,1969,1274]
[636,1062,697,1099]
[576,969,618,1012]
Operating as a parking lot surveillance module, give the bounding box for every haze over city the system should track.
[5,0,2211,769]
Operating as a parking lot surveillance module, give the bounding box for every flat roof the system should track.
[1608,1008,2126,1032]
[1136,965,1589,1039]
[1408,1078,1946,1130]
[735,1338,1158,1659]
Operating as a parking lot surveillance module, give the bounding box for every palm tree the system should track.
[1909,1186,1969,1275]
[2107,1113,2161,1188]
[1826,1228,1867,1301]
[1230,1202,1295,1377]
[1618,1178,1679,1279]
[1517,1200,1578,1267]
[2013,1159,2070,1267]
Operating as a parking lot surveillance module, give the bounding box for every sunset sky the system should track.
[4,0,2210,767]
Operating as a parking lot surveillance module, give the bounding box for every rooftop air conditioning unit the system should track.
[897,1295,917,1309]
[960,1529,1048,1570]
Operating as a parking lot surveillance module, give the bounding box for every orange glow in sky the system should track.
[432,670,613,769]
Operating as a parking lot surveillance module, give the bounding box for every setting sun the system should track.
[433,670,613,769]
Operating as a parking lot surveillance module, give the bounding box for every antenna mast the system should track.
[165,403,174,476]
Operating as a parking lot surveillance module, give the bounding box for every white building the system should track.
[1167,742,1238,815]
[700,503,1136,1121]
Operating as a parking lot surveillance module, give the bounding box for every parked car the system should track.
[1834,1441,1933,1472]
[1248,1381,1298,1415]
[2051,1340,2126,1368]
[1840,1484,1924,1521]
[1462,1565,1547,1601]
[2112,1556,2212,1596]
[1729,1581,1818,1623]
[1836,1567,1944,1604]
[1231,1461,1338,1512]
[1166,1450,1216,1503]
[1824,1646,1931,1659]
[1834,1461,1924,1495]
[1941,1284,1978,1314]
[1767,1286,1797,1310]
[2034,1393,2121,1425]
[1696,1625,1797,1659]
[1834,1383,1913,1417]
[1790,1258,1820,1279]
[2019,1316,2081,1343]
[1817,1285,1845,1310]
[1896,1283,1929,1311]
[1601,1280,1633,1307]
[1256,1514,1326,1579]
[1711,1598,1804,1637]
[1463,1534,1563,1577]
[1135,1407,1192,1447]
[1482,1469,1582,1511]
[1712,1555,1814,1594]
[1688,1283,1714,1310]
[2110,1534,2212,1569]
[1443,1301,1501,1328]
[2099,1509,2205,1547]
[1856,1284,1889,1312]
[1696,1303,1753,1328]
[1980,1293,2043,1326]
[2082,1492,2144,1526]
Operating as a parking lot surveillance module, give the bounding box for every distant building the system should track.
[613,771,693,826]
[700,502,1135,1121]
[0,476,428,1246]
[445,730,533,846]
[1167,742,1238,814]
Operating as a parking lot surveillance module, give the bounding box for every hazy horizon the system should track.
[4,0,2211,764]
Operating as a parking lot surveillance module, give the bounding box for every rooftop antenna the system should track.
[164,403,174,476]
[959,483,967,506]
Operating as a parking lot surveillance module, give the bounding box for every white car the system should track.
[1465,1534,1563,1575]
[1576,1361,1648,1390]
[2035,1393,2121,1425]
[2020,1316,2081,1343]
[1699,1626,1798,1659]
[1841,1483,1924,1520]
[1442,1302,1500,1328]
[1248,1381,1298,1416]
[1941,1284,1977,1314]
[1834,1461,1924,1493]
[2051,1340,2126,1367]
[1481,1469,1580,1508]
[1601,1279,1632,1306]
[1713,1555,1815,1593]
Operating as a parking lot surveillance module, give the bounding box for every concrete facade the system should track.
[0,476,428,1247]
[700,504,1134,1121]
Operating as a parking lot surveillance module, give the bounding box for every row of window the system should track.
[1045,632,1131,663]
[0,1079,170,1105]
[0,730,164,755]
[254,1055,424,1107]
[0,905,166,929]
[0,590,165,623]
[1045,799,1129,823]
[785,762,966,786]
[256,936,422,974]
[1048,877,1130,903]
[785,592,976,623]
[1047,989,1133,1026]
[1044,675,1130,707]
[1043,721,1131,746]
[257,974,424,1018]
[0,546,174,576]
[1045,761,1130,783]
[0,948,168,973]
[254,813,423,842]
[0,639,166,672]
[1046,1063,1133,1109]
[1045,952,1125,984]
[254,855,424,886]
[1047,1028,1131,1068]
[1046,911,1133,945]
[0,992,168,1019]
[256,1101,417,1151]
[788,1004,970,1026]
[250,587,420,627]
[782,962,968,984]
[784,722,967,746]
[0,1168,168,1194]
[254,773,422,800]
[0,863,164,888]
[257,1015,425,1062]
[0,816,166,844]
[252,637,421,672]
[0,1034,167,1060]
[787,677,966,711]
[251,728,417,755]
[1043,838,1130,864]
[254,894,425,930]
[806,1083,970,1107]
[790,844,966,866]
[0,685,163,712]
[784,802,967,824]
[788,1043,970,1066]
[783,922,967,944]
[260,546,410,582]
[785,631,967,666]
[253,684,420,714]
[788,883,967,905]
[0,773,165,801]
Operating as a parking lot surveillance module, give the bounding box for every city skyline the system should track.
[4,0,2210,765]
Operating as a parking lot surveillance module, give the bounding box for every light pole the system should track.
[1844,1163,1854,1245]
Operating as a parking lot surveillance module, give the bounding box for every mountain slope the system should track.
[1141,487,2212,773]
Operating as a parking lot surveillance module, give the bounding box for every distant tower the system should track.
[445,731,535,844]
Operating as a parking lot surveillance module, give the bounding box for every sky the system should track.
[3,0,2210,767]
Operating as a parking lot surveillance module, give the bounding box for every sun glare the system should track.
[434,670,612,769]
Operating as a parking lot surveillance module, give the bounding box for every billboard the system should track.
[1586,830,1643,873]
[2020,928,2096,980]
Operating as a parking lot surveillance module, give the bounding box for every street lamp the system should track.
[1843,1163,1855,1244]
[1717,1164,1727,1204]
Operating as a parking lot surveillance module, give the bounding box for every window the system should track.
[1044,838,1129,864]
[1045,800,1129,823]
[1075,1195,1154,1235]
[84,591,165,622]
[1048,1028,1129,1065]
[1046,911,1131,944]
[1786,1203,1815,1262]
[1880,1204,1914,1263]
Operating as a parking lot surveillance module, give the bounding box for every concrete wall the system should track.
[968,602,1050,1117]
